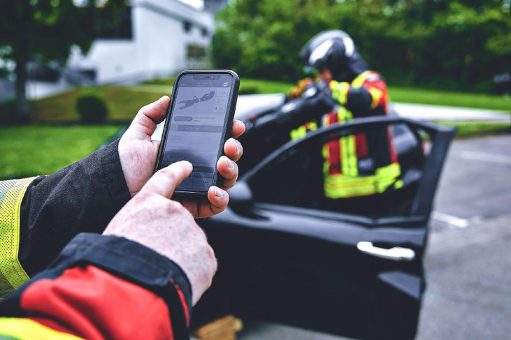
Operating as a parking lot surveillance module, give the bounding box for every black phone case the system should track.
[154,70,240,199]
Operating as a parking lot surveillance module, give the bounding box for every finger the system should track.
[139,161,192,198]
[129,96,170,139]
[231,120,246,138]
[182,187,229,218]
[223,138,243,162]
[205,186,229,215]
[217,156,238,190]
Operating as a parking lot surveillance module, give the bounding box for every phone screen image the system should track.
[159,72,236,193]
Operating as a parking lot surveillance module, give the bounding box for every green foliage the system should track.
[0,0,127,64]
[0,0,126,117]
[76,93,108,124]
[212,0,511,92]
[0,125,121,179]
[213,0,341,81]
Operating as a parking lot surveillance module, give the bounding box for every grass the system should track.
[144,76,294,95]
[0,120,508,180]
[32,86,167,123]
[0,125,122,179]
[437,121,511,138]
[30,78,511,123]
[4,76,507,181]
[389,86,511,112]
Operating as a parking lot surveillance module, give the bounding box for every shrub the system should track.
[76,94,108,124]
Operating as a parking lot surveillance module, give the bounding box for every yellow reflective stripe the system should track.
[375,163,401,192]
[290,121,318,141]
[338,107,348,122]
[329,81,350,105]
[368,87,383,109]
[322,144,330,175]
[0,318,82,340]
[324,174,377,198]
[394,180,404,190]
[376,162,401,178]
[306,121,318,130]
[324,163,401,198]
[351,70,372,88]
[336,108,357,177]
[322,115,331,175]
[290,125,306,140]
[0,178,35,296]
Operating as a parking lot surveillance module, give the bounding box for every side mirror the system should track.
[228,181,253,211]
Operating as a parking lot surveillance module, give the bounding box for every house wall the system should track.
[68,0,214,84]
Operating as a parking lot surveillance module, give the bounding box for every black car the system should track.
[185,92,455,339]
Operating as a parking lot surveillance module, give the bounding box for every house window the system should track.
[187,44,207,60]
[183,21,192,33]
[201,27,209,37]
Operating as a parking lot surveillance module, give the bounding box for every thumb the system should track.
[139,161,193,198]
[129,96,170,139]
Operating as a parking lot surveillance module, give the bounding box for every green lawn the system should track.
[0,125,122,179]
[389,86,511,112]
[1,119,508,180]
[437,121,511,138]
[5,77,508,181]
[32,86,167,123]
[143,76,294,95]
[31,78,510,123]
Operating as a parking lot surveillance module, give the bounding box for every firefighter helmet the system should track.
[300,30,368,82]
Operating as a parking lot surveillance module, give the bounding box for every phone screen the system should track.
[159,72,236,193]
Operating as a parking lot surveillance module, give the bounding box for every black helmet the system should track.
[300,30,368,82]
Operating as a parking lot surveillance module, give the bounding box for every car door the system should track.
[194,117,455,339]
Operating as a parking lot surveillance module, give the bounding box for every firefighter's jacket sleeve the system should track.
[0,233,192,339]
[330,71,388,116]
[0,140,131,295]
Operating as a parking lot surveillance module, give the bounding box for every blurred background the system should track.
[0,0,510,179]
[1,0,510,339]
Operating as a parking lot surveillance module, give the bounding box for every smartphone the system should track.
[154,70,239,198]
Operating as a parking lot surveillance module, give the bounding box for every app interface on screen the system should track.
[161,73,233,192]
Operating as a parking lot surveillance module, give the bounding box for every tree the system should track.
[0,0,125,120]
[212,0,511,92]
[212,0,341,81]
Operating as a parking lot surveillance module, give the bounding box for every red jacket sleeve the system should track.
[0,233,192,340]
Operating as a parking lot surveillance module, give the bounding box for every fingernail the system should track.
[227,159,234,169]
[214,188,223,197]
[181,161,193,169]
[236,141,242,153]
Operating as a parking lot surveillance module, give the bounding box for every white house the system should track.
[68,0,215,84]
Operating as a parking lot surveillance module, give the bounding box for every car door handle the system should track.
[357,241,415,261]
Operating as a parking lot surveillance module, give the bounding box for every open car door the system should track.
[194,117,455,339]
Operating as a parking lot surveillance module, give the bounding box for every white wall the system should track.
[69,40,140,83]
[68,0,214,84]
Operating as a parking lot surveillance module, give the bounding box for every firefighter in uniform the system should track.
[0,96,245,339]
[291,30,402,215]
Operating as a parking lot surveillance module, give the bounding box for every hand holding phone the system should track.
[154,70,240,200]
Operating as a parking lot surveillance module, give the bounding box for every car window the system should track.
[248,123,427,218]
